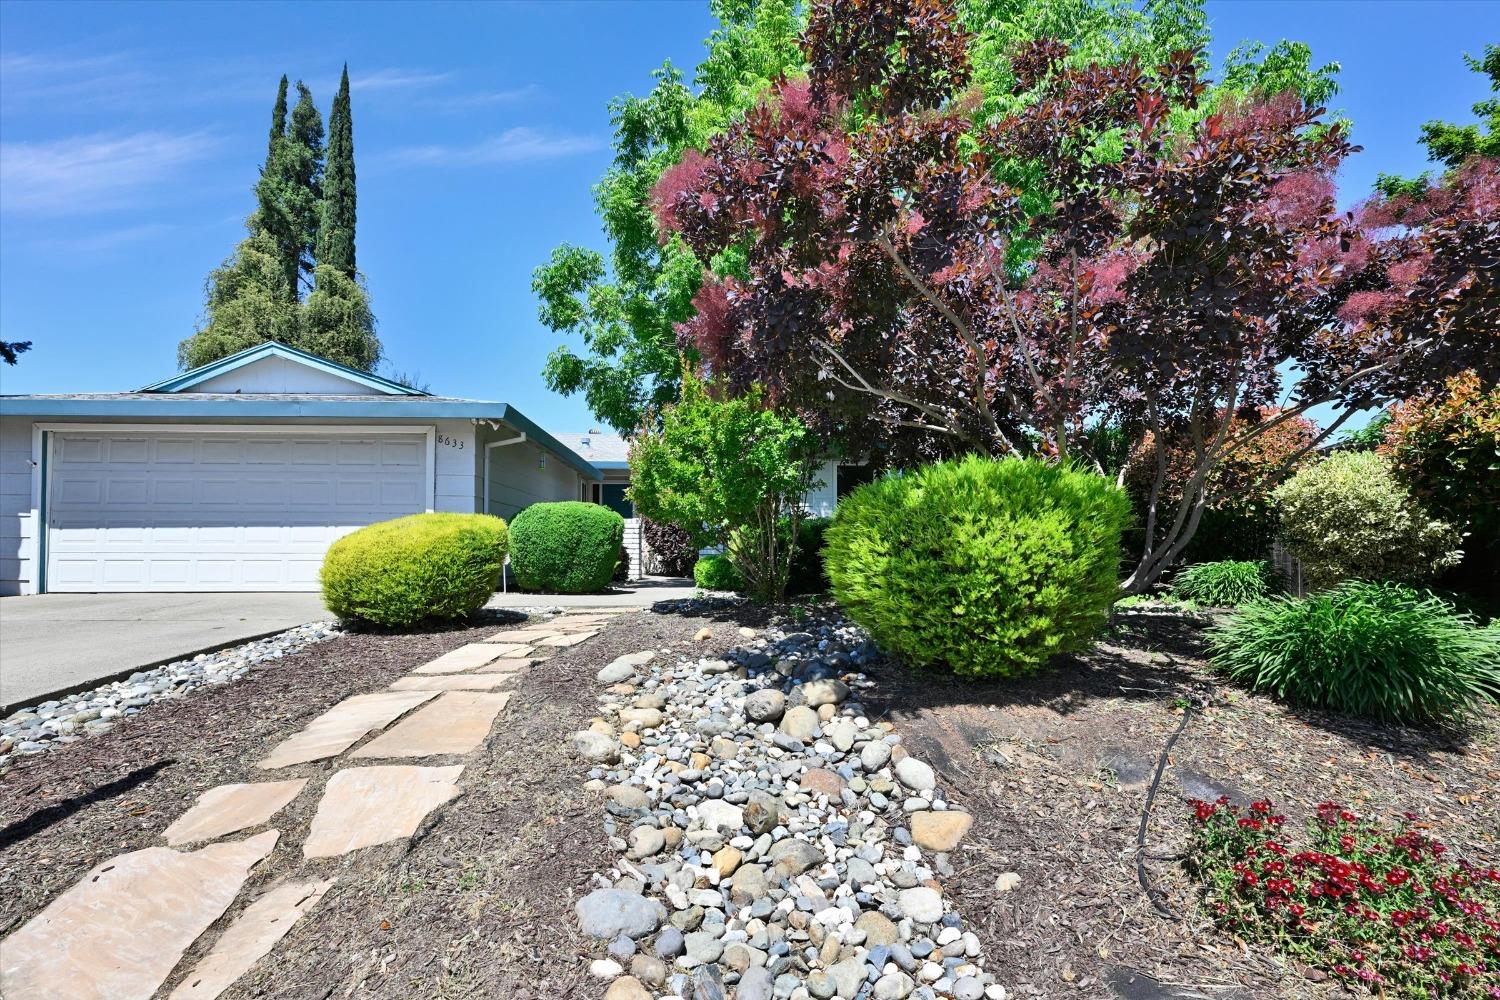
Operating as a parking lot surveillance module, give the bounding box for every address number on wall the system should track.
[437,434,465,449]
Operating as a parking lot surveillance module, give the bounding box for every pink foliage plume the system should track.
[677,278,738,374]
[651,149,712,236]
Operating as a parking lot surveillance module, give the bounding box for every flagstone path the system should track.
[0,609,627,1000]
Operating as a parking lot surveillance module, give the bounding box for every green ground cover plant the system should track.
[825,456,1129,679]
[508,501,625,594]
[1170,560,1279,606]
[1207,581,1499,724]
[321,512,507,628]
[1187,797,1500,998]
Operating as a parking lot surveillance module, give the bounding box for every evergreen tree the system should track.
[267,75,288,162]
[318,65,357,278]
[181,72,381,372]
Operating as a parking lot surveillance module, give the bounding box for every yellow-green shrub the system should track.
[826,456,1130,679]
[321,513,508,628]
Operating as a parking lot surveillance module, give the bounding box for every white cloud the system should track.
[31,222,175,255]
[417,84,543,111]
[349,68,453,91]
[381,126,602,168]
[0,131,219,214]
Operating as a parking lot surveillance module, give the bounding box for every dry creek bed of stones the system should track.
[571,611,1009,1000]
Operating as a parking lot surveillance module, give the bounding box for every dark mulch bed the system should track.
[0,603,771,999]
[867,609,1500,999]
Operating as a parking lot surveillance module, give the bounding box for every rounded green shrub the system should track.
[1273,451,1462,590]
[1170,560,1279,606]
[694,553,742,591]
[825,456,1131,679]
[1207,581,1500,724]
[509,501,624,594]
[321,512,508,628]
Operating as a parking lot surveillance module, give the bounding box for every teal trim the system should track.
[0,398,603,482]
[138,341,427,396]
[591,460,630,469]
[37,430,48,594]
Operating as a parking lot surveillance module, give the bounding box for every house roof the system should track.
[139,340,428,395]
[553,430,631,469]
[3,344,604,481]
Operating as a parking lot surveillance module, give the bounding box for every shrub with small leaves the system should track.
[694,554,742,592]
[509,501,625,594]
[1170,560,1279,606]
[321,513,507,628]
[1187,797,1500,999]
[642,517,698,576]
[1273,451,1462,590]
[826,456,1129,679]
[1207,581,1499,724]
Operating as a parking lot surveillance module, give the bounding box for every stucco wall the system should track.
[482,424,586,521]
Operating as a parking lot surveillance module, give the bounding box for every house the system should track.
[0,341,601,595]
[553,429,866,574]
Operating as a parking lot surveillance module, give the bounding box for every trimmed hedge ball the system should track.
[694,554,742,592]
[509,501,625,594]
[825,455,1130,679]
[321,512,508,628]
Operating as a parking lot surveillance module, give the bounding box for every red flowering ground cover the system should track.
[870,608,1500,998]
[1189,798,1499,997]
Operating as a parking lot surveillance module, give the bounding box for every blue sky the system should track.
[1,0,1496,434]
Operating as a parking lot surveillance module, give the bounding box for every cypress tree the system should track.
[256,81,324,298]
[267,75,288,164]
[318,65,357,278]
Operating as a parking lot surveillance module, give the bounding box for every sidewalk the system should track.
[485,575,700,609]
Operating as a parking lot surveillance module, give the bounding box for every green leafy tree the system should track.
[1377,44,1498,196]
[533,0,805,435]
[540,0,1341,435]
[318,65,357,278]
[180,231,302,369]
[628,370,820,601]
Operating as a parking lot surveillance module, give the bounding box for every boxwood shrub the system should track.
[825,456,1130,679]
[321,512,508,628]
[1207,581,1500,724]
[509,501,624,594]
[694,554,742,591]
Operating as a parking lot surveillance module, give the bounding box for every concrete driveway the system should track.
[0,593,329,711]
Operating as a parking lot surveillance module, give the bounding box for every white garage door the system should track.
[45,430,429,592]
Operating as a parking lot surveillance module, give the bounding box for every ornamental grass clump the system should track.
[1207,581,1500,725]
[321,512,508,628]
[824,456,1129,679]
[1187,797,1500,999]
[1170,560,1280,607]
[508,501,625,594]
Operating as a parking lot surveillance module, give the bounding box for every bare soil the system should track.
[3,602,1494,1000]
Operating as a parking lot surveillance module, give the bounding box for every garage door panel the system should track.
[47,431,430,592]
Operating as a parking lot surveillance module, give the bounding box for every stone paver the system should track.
[257,690,437,769]
[474,659,536,674]
[0,831,279,1000]
[388,674,516,691]
[537,631,598,647]
[469,641,533,656]
[411,643,510,674]
[167,878,334,1000]
[303,765,463,858]
[484,628,561,641]
[352,691,512,758]
[162,779,308,847]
